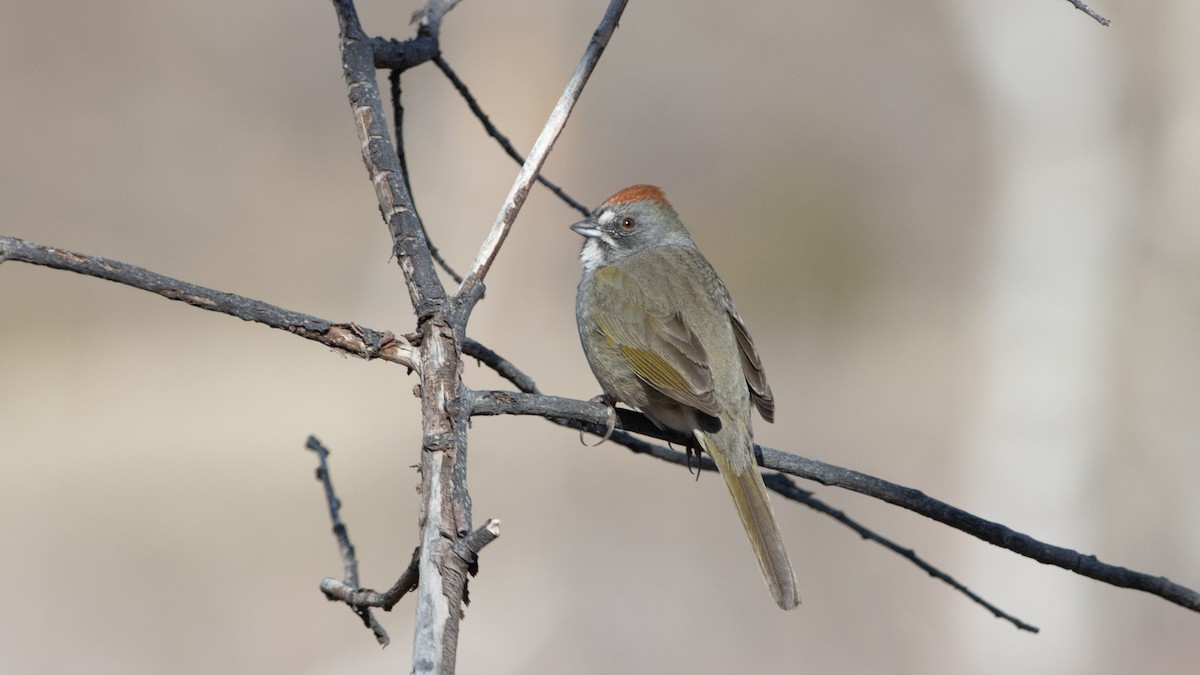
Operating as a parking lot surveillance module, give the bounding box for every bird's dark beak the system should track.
[570,219,602,239]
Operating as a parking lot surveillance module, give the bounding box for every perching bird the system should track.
[571,184,800,609]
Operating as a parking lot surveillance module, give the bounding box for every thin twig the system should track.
[307,436,361,587]
[389,70,464,284]
[462,339,540,393]
[763,473,1039,633]
[321,547,421,613]
[434,55,590,217]
[322,521,498,616]
[306,436,390,646]
[459,0,629,298]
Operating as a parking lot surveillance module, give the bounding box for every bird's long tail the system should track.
[697,429,800,610]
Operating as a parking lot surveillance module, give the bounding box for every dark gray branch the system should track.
[762,473,1039,633]
[307,435,390,646]
[307,436,363,589]
[0,235,416,368]
[472,390,609,424]
[388,70,464,285]
[433,55,591,217]
[320,546,421,613]
[472,390,1200,616]
[372,36,439,71]
[332,0,446,317]
[462,340,539,394]
[757,447,1198,611]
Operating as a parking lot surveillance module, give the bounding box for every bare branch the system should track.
[1065,0,1110,26]
[389,70,465,285]
[454,519,502,565]
[434,55,591,217]
[459,0,630,297]
[462,339,540,393]
[332,0,446,316]
[0,235,417,368]
[322,547,422,647]
[307,436,363,589]
[332,2,482,668]
[337,522,494,619]
[321,547,421,612]
[755,445,1199,611]
[472,390,1034,627]
[307,436,391,646]
[472,390,609,424]
[472,390,1200,617]
[762,473,1040,633]
[411,0,463,38]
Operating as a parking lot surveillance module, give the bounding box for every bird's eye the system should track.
[619,216,637,231]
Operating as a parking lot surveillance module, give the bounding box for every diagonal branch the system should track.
[389,69,464,285]
[469,390,1034,629]
[0,234,416,368]
[762,473,1039,633]
[433,55,591,217]
[472,390,1200,617]
[1065,0,1110,26]
[458,0,630,303]
[755,446,1200,611]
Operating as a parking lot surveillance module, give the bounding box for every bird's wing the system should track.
[590,265,722,418]
[729,311,775,423]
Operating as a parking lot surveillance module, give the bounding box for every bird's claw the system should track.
[579,395,617,447]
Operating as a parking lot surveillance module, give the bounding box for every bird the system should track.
[571,184,800,609]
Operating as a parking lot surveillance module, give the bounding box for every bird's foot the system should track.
[684,443,704,480]
[579,394,618,447]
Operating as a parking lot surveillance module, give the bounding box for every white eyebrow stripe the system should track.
[597,210,616,226]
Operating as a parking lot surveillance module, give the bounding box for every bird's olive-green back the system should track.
[577,244,755,428]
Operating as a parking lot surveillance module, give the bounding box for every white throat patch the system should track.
[579,236,607,272]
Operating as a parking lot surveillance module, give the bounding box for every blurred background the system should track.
[1,0,1197,673]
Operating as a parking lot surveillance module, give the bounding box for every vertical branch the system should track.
[332,1,476,671]
[332,0,446,317]
[411,318,471,673]
[334,0,628,668]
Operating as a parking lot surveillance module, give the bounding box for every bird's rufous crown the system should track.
[599,184,671,208]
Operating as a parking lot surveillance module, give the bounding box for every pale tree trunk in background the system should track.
[1098,3,1200,673]
[950,4,1124,673]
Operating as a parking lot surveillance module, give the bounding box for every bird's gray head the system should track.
[570,184,693,271]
